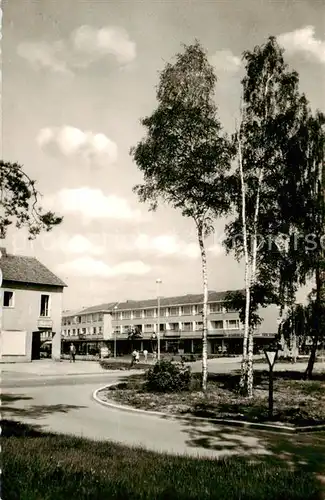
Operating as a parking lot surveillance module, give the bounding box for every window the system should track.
[181,322,192,331]
[81,316,86,323]
[122,311,131,320]
[40,294,50,317]
[93,327,97,335]
[133,310,142,318]
[209,303,223,313]
[169,307,178,316]
[160,308,168,317]
[226,319,240,329]
[225,305,238,313]
[144,309,154,318]
[98,313,103,321]
[195,321,203,330]
[72,329,76,335]
[77,316,81,323]
[193,305,198,315]
[212,320,223,329]
[144,324,153,330]
[181,305,192,315]
[99,326,102,334]
[3,291,14,307]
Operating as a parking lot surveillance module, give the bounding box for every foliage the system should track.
[225,284,278,332]
[130,41,234,392]
[146,359,191,392]
[0,161,62,239]
[131,41,233,222]
[224,36,312,315]
[3,420,321,500]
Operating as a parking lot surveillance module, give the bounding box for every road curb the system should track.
[93,383,325,434]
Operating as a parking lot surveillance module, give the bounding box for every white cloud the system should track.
[133,234,225,260]
[278,26,325,64]
[17,40,72,74]
[207,243,223,256]
[17,25,136,73]
[209,49,241,73]
[71,25,136,64]
[37,125,118,165]
[65,234,104,255]
[134,234,201,259]
[57,256,150,278]
[44,187,142,221]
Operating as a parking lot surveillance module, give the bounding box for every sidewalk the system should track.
[1,359,107,377]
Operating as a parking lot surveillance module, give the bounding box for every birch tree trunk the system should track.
[247,168,263,398]
[197,220,208,393]
[237,124,250,392]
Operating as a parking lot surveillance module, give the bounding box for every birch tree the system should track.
[130,42,233,392]
[225,37,309,396]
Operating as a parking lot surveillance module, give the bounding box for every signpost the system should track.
[264,346,279,419]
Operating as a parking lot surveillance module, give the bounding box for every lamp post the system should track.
[114,305,118,358]
[264,346,279,419]
[156,278,162,361]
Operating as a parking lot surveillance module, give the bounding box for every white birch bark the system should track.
[197,219,208,393]
[237,123,250,392]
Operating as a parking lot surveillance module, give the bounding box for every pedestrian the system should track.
[135,350,140,364]
[130,349,137,367]
[69,343,76,363]
[143,349,148,363]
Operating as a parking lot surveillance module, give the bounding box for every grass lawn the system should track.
[100,370,325,426]
[2,419,324,500]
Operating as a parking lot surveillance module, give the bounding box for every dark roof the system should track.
[0,248,67,287]
[64,290,244,316]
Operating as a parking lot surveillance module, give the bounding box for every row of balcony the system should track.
[63,305,238,325]
[62,329,275,341]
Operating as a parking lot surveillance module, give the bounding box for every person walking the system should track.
[143,349,148,363]
[130,349,137,368]
[69,343,76,363]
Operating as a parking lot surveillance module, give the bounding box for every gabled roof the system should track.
[0,248,66,287]
[64,290,244,316]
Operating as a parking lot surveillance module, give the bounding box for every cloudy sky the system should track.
[3,0,325,310]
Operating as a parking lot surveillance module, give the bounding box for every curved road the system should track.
[3,359,324,459]
[2,371,269,459]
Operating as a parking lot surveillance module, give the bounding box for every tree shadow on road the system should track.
[1,392,87,419]
[178,416,325,491]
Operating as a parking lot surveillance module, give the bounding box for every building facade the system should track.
[61,290,276,355]
[0,248,66,362]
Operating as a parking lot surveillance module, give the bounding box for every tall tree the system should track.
[0,161,62,239]
[224,37,310,396]
[293,112,325,378]
[130,42,233,391]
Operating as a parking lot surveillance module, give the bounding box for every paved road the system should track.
[2,358,324,459]
[2,370,271,459]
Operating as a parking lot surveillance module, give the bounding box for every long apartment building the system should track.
[61,290,276,355]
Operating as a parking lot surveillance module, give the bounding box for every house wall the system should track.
[1,281,64,362]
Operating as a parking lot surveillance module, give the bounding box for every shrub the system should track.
[146,359,191,392]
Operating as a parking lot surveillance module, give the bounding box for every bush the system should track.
[146,359,191,392]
